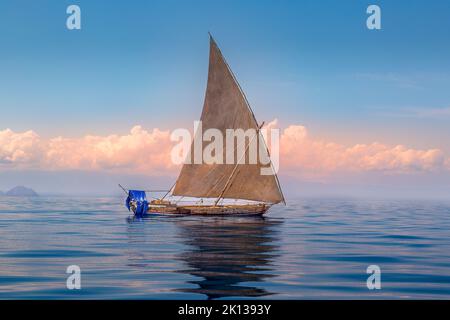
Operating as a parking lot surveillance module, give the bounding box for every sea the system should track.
[1,196,450,299]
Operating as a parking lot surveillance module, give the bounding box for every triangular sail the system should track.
[172,36,284,204]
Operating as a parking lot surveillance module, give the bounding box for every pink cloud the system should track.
[1,126,174,175]
[0,129,42,165]
[45,126,175,174]
[280,123,446,178]
[1,124,449,180]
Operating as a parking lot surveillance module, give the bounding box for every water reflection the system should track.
[174,216,281,299]
[125,218,153,269]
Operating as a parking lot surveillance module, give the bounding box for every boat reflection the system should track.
[174,216,281,299]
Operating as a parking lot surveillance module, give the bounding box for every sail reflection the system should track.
[174,216,281,299]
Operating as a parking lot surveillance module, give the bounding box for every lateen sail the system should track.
[172,36,284,204]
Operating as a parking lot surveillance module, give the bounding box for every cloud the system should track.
[0,126,175,175]
[1,124,449,180]
[280,124,447,178]
[353,72,421,89]
[405,107,450,118]
[379,106,450,119]
[0,129,42,166]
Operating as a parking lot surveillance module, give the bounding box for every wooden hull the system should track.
[147,203,269,216]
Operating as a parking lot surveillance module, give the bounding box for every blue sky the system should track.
[1,0,449,145]
[1,0,450,196]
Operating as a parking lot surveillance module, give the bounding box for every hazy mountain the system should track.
[0,190,3,196]
[5,186,38,197]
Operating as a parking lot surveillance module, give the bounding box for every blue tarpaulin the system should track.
[125,190,148,217]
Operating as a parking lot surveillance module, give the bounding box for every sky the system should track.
[0,0,450,198]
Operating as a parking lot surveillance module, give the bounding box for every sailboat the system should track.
[124,35,285,217]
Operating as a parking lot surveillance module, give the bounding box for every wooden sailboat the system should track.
[125,35,285,216]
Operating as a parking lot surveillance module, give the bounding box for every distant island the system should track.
[1,186,39,197]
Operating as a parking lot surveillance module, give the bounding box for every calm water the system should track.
[1,196,450,299]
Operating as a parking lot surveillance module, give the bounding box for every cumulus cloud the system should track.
[0,126,175,175]
[44,126,174,173]
[0,129,42,166]
[280,124,447,178]
[1,124,449,179]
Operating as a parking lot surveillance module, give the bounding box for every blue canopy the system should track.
[125,190,148,217]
